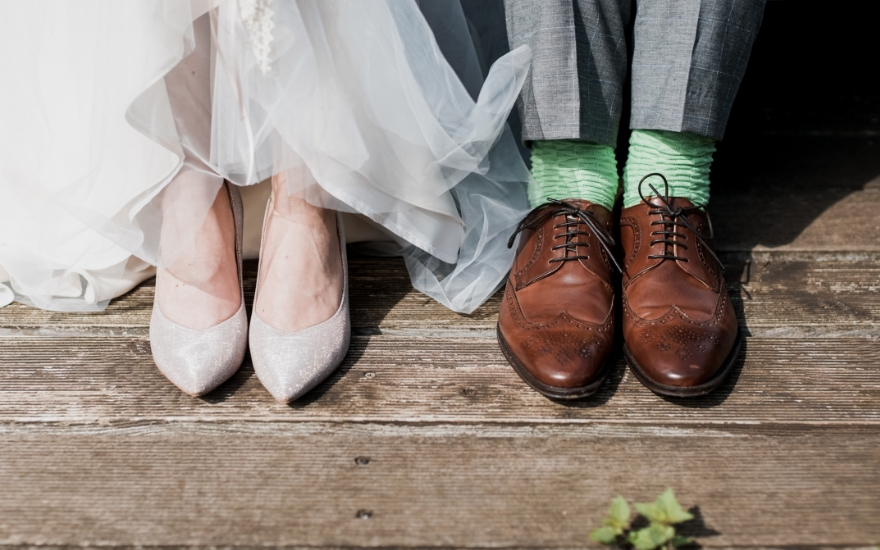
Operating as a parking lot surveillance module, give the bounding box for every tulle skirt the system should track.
[0,0,532,313]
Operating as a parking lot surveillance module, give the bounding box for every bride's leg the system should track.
[155,176,239,329]
[155,13,240,330]
[254,171,343,331]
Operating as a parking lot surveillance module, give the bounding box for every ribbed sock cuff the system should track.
[528,140,618,211]
[622,129,715,208]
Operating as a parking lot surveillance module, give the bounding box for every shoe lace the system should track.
[637,173,724,271]
[507,198,622,272]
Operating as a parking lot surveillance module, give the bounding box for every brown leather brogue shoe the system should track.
[620,175,741,397]
[497,199,620,399]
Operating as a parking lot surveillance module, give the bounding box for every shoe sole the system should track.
[623,328,743,398]
[496,324,614,400]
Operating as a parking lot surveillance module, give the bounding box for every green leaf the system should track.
[627,524,675,550]
[594,495,629,542]
[607,496,631,528]
[671,534,693,547]
[656,488,694,524]
[635,489,693,525]
[589,526,619,544]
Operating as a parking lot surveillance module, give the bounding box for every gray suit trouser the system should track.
[504,0,766,146]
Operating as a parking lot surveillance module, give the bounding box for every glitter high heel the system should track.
[249,194,350,404]
[149,183,247,396]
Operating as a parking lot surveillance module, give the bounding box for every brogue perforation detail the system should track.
[693,221,721,290]
[622,291,729,329]
[638,325,722,362]
[521,331,598,366]
[597,243,612,272]
[515,227,546,287]
[498,200,618,397]
[620,217,641,269]
[505,282,613,334]
[619,182,740,394]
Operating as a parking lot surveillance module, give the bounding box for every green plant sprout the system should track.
[591,488,694,549]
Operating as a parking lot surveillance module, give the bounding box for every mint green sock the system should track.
[528,140,619,211]
[622,130,716,208]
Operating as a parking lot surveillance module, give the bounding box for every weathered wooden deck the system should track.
[2,5,879,549]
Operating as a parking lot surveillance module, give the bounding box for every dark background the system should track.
[725,1,879,139]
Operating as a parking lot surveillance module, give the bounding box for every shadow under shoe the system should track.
[149,183,248,396]
[620,186,740,397]
[497,199,619,400]
[249,208,351,404]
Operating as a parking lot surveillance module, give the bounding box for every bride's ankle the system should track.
[156,185,241,329]
[256,175,344,331]
[270,173,336,224]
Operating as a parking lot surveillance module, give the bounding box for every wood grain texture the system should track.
[1,422,878,548]
[1,336,878,425]
[1,254,879,339]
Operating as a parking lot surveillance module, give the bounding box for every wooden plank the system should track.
[1,336,878,425]
[1,255,879,338]
[0,422,877,547]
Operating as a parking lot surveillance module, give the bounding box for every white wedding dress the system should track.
[0,0,532,313]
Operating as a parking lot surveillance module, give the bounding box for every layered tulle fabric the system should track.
[0,0,531,313]
[0,0,214,310]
